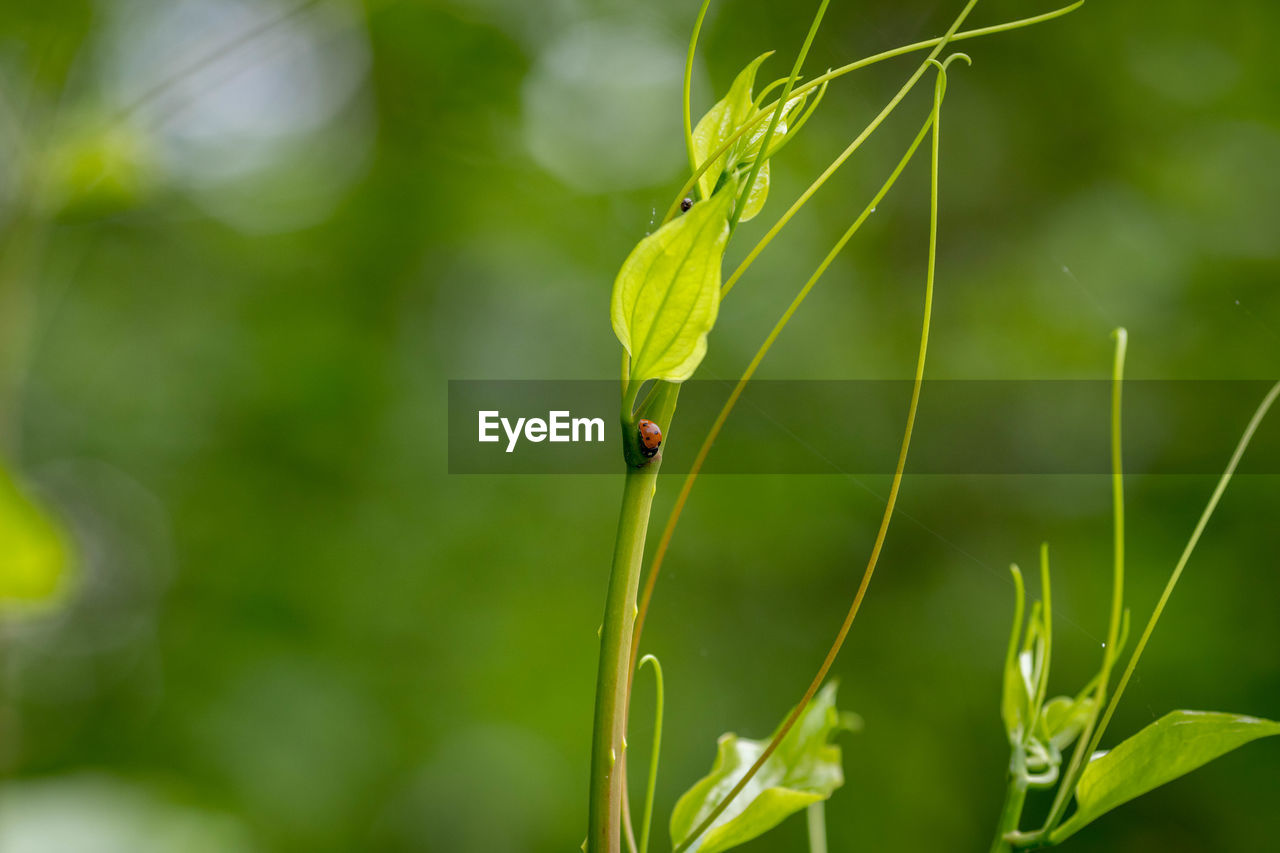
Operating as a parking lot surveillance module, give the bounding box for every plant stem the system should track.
[589,384,679,853]
[1038,328,1127,835]
[807,801,828,853]
[990,756,1028,853]
[588,465,660,853]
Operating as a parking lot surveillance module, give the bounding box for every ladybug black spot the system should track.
[680,197,693,212]
[637,419,662,458]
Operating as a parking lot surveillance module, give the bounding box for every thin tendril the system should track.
[760,1,1083,118]
[671,54,960,853]
[684,0,714,186]
[1032,543,1053,730]
[622,776,638,853]
[619,107,936,841]
[632,105,936,688]
[752,76,799,110]
[658,1,1084,228]
[1004,563,1026,718]
[728,0,829,234]
[761,79,829,161]
[1009,382,1280,847]
[1081,379,1280,779]
[719,2,980,299]
[1040,326,1127,833]
[636,655,664,853]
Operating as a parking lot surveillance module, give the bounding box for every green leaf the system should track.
[737,160,769,223]
[1001,564,1028,742]
[670,682,857,853]
[1051,710,1280,842]
[743,92,805,161]
[0,465,72,606]
[611,180,735,383]
[1003,651,1033,742]
[1002,571,1051,745]
[691,52,772,200]
[690,57,811,225]
[1038,694,1096,752]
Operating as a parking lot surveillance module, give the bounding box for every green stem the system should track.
[807,801,828,853]
[991,755,1029,853]
[588,384,678,853]
[588,467,659,853]
[1038,327,1127,836]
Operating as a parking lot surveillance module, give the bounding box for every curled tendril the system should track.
[635,655,664,853]
[928,51,972,100]
[729,0,829,234]
[659,1,1084,228]
[760,76,829,161]
[752,71,798,110]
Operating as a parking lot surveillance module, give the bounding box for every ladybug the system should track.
[680,197,693,212]
[637,419,662,458]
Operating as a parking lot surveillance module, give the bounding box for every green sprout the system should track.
[587,2,1087,851]
[992,332,1280,850]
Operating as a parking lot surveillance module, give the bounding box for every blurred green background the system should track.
[1,0,1277,851]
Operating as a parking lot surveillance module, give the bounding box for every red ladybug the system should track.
[637,419,662,458]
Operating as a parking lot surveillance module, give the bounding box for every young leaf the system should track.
[1001,564,1028,742]
[743,92,805,159]
[737,160,769,223]
[1038,694,1096,752]
[611,181,735,384]
[670,682,857,853]
[691,53,772,199]
[1051,710,1280,842]
[732,94,809,224]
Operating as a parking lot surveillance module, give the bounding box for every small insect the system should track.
[637,419,662,458]
[680,197,693,212]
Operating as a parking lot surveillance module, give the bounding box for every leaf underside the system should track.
[670,682,857,853]
[1052,710,1280,842]
[691,52,772,201]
